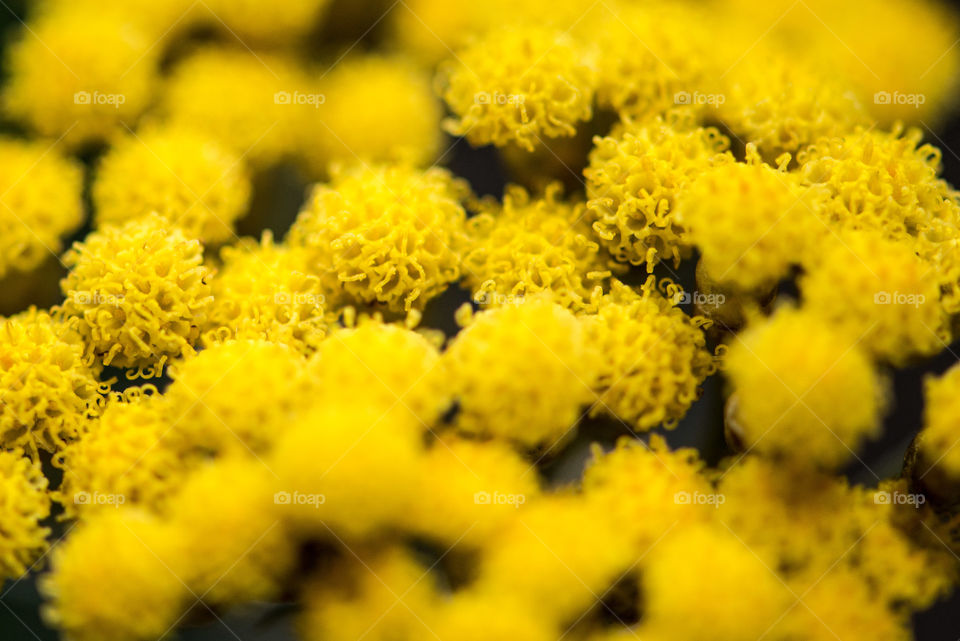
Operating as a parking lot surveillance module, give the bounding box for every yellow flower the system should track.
[93,126,251,244]
[56,391,187,519]
[165,339,309,456]
[41,509,187,641]
[3,6,158,146]
[168,457,295,604]
[199,0,332,45]
[59,213,214,371]
[585,111,733,270]
[204,232,328,354]
[0,137,83,279]
[0,309,104,457]
[800,230,947,364]
[444,297,594,449]
[725,307,885,468]
[919,362,960,482]
[289,163,469,312]
[677,155,825,293]
[0,451,50,581]
[461,183,617,312]
[431,593,556,641]
[439,25,595,151]
[299,55,443,176]
[582,279,715,430]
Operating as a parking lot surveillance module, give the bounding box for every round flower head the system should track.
[199,0,331,45]
[725,307,885,468]
[582,435,712,547]
[918,362,960,485]
[677,154,825,293]
[0,451,50,581]
[299,55,443,176]
[308,320,448,428]
[59,213,213,372]
[288,163,469,312]
[461,183,616,312]
[405,437,541,547]
[712,48,869,158]
[591,3,714,118]
[41,509,187,641]
[93,126,251,244]
[389,0,504,63]
[582,279,715,430]
[160,47,312,168]
[800,231,946,365]
[3,6,158,146]
[167,457,295,604]
[639,524,793,641]
[56,391,188,519]
[165,339,308,456]
[443,297,594,449]
[585,112,733,270]
[205,233,328,353]
[439,25,595,151]
[300,547,440,641]
[270,401,424,539]
[0,309,104,457]
[0,138,83,279]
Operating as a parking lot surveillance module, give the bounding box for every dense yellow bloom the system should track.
[677,156,825,293]
[439,25,595,151]
[300,547,440,641]
[0,309,103,456]
[3,6,158,146]
[160,48,311,167]
[640,524,793,641]
[582,436,712,547]
[430,593,557,641]
[800,231,947,364]
[725,307,885,468]
[271,401,424,539]
[461,183,616,311]
[204,233,328,354]
[41,510,187,641]
[919,362,960,481]
[289,163,469,312]
[585,112,733,270]
[56,392,186,519]
[405,437,541,547]
[300,55,443,176]
[93,126,251,244]
[168,457,295,604]
[60,214,213,371]
[444,297,594,449]
[582,279,715,430]
[200,0,332,45]
[308,320,449,429]
[0,138,83,279]
[0,451,50,580]
[165,340,309,456]
[712,49,869,158]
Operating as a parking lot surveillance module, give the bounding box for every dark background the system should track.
[1,0,960,638]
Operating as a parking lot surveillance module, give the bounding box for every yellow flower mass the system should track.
[0,2,958,641]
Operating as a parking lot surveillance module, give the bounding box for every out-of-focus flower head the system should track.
[0,451,50,581]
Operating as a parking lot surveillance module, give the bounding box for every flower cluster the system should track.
[1,2,960,641]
